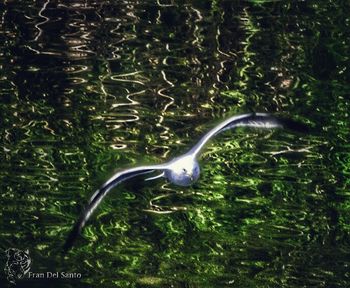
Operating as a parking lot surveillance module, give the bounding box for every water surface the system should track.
[0,0,349,287]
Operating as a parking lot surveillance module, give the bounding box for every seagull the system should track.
[63,113,307,251]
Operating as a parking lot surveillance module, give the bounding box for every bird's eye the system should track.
[182,168,187,172]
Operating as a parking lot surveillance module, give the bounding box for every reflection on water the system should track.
[0,0,350,287]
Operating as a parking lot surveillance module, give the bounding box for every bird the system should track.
[63,112,307,251]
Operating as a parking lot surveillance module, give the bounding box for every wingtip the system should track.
[279,117,310,134]
[62,233,76,254]
[252,112,310,134]
[62,223,82,254]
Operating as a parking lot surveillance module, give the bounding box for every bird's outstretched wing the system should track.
[63,164,166,252]
[188,113,308,157]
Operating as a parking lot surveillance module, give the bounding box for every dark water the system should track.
[0,0,349,287]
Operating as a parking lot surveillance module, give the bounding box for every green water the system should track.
[0,0,349,287]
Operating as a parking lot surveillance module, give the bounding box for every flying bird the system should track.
[63,113,307,251]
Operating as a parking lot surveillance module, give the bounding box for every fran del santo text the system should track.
[28,271,82,279]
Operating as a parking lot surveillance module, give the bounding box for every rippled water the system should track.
[0,1,349,287]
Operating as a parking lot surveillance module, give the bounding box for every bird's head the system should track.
[165,155,200,186]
